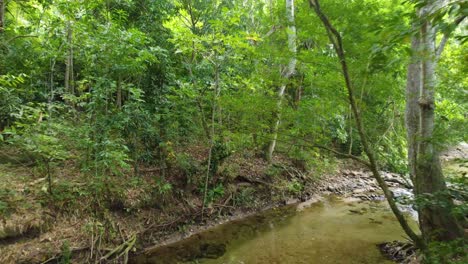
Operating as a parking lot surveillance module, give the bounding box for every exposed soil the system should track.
[0,150,332,263]
[1,143,466,264]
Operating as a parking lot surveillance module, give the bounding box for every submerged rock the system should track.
[200,243,227,259]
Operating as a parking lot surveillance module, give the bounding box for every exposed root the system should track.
[378,241,417,263]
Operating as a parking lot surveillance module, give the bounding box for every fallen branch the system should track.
[100,234,136,263]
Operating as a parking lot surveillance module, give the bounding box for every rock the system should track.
[342,197,361,203]
[200,243,226,259]
[284,198,299,205]
[352,188,366,194]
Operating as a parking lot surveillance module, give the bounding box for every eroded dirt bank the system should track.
[1,144,466,263]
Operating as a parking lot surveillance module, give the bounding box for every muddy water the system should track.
[134,197,417,264]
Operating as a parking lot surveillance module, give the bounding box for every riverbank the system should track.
[1,144,466,263]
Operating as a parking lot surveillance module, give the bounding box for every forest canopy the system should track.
[0,0,467,263]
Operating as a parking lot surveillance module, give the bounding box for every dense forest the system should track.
[0,0,467,263]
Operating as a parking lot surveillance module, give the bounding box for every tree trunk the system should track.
[202,62,220,219]
[406,12,464,242]
[266,0,297,162]
[64,23,74,95]
[405,32,422,183]
[116,76,122,109]
[309,0,424,249]
[0,0,4,33]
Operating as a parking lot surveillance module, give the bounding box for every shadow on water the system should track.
[132,196,417,264]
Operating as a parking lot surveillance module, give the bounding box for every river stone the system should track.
[285,198,299,205]
[352,188,366,194]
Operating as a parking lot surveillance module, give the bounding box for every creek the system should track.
[133,196,418,264]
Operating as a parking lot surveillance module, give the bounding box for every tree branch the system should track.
[6,35,38,43]
[254,133,371,167]
[263,25,282,38]
[310,144,371,167]
[435,15,466,60]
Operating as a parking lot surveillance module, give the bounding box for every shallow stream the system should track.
[134,196,417,264]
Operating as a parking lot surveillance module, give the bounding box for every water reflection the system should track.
[134,197,416,264]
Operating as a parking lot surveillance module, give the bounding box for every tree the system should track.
[308,0,424,248]
[266,0,297,162]
[0,0,4,33]
[405,0,465,242]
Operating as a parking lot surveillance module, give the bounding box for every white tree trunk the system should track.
[266,0,297,162]
[405,32,422,183]
[65,22,74,95]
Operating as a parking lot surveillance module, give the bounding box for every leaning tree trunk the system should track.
[309,0,424,248]
[406,10,464,242]
[266,0,297,162]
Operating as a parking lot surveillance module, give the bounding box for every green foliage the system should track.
[175,153,200,184]
[0,0,466,259]
[233,187,255,206]
[377,134,408,174]
[0,188,15,216]
[0,74,25,131]
[425,239,468,264]
[306,155,337,177]
[155,177,173,196]
[48,181,90,212]
[266,165,284,178]
[4,104,70,193]
[446,175,468,219]
[9,122,68,165]
[59,240,72,264]
[220,162,241,181]
[205,183,225,204]
[0,200,8,216]
[287,179,303,195]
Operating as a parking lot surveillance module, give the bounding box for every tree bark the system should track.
[266,0,297,162]
[406,6,464,241]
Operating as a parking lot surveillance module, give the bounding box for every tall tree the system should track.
[308,0,424,248]
[266,0,297,162]
[405,0,465,242]
[64,22,74,96]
